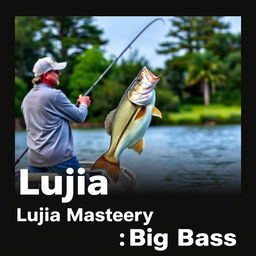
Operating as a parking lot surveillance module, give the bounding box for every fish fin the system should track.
[129,138,145,155]
[104,109,116,135]
[152,106,162,119]
[134,107,146,120]
[91,153,120,183]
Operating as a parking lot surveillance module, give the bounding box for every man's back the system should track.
[21,83,86,167]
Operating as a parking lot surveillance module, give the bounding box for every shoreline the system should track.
[15,118,241,131]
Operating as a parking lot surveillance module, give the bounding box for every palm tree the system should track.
[185,51,226,105]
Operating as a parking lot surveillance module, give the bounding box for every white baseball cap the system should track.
[33,57,67,77]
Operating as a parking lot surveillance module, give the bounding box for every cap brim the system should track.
[54,62,67,70]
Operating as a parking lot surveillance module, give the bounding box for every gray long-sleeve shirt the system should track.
[21,83,88,167]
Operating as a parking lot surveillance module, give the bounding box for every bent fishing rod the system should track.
[82,18,164,96]
[15,18,165,167]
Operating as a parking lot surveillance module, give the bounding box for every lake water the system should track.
[15,125,241,194]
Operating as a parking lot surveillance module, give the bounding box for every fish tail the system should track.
[91,153,120,183]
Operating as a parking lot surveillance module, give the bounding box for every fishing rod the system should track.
[15,18,165,167]
[82,18,165,96]
[15,147,28,166]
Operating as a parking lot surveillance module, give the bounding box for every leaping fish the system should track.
[91,66,162,182]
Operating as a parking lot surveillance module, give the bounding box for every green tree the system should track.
[194,16,230,50]
[15,16,107,96]
[15,17,46,83]
[111,49,149,86]
[185,51,226,105]
[205,32,241,59]
[157,16,229,55]
[156,16,230,104]
[89,79,126,123]
[39,16,107,95]
[219,51,241,105]
[68,46,112,103]
[155,88,180,112]
[162,54,191,101]
[39,16,107,60]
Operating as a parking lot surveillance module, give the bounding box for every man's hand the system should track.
[77,95,91,107]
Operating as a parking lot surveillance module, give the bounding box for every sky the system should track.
[92,16,241,69]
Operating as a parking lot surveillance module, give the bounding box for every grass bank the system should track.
[157,104,241,125]
[15,104,241,130]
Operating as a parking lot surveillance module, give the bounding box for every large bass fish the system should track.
[91,66,162,182]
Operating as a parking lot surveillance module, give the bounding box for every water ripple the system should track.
[15,125,241,194]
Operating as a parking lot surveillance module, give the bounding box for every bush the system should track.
[89,79,126,123]
[200,114,241,124]
[228,114,241,123]
[155,88,180,112]
[200,114,224,124]
[68,47,111,103]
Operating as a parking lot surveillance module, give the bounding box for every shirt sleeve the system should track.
[53,90,88,123]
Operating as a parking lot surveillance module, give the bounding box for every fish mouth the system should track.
[128,66,160,106]
[141,66,160,83]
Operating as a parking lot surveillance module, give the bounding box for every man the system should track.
[21,57,91,176]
